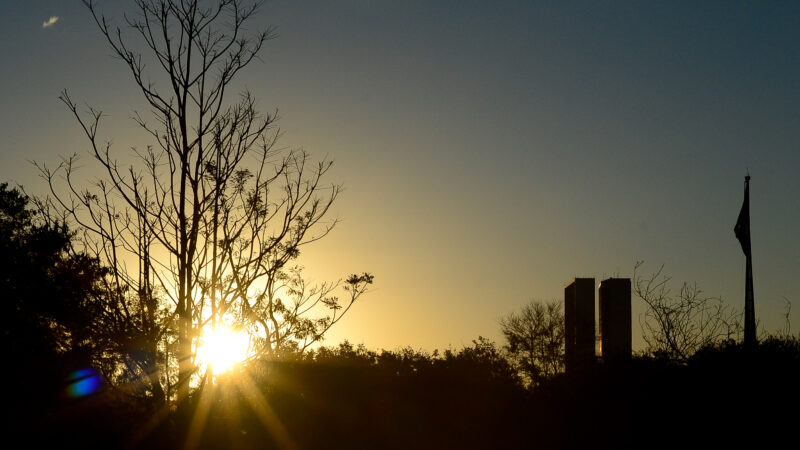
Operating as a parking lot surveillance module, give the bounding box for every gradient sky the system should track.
[1,1,799,352]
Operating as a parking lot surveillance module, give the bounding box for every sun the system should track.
[197,325,252,374]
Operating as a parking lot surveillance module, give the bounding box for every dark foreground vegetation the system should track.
[3,181,799,449]
[5,337,799,450]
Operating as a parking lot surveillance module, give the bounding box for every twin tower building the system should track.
[564,278,631,372]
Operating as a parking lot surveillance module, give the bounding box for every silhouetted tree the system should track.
[39,0,371,407]
[499,299,565,386]
[0,183,109,421]
[634,261,741,361]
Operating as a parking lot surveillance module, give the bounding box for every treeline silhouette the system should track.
[13,338,800,450]
[3,181,799,449]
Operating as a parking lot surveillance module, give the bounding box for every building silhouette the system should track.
[564,278,595,372]
[598,278,632,362]
[565,277,632,371]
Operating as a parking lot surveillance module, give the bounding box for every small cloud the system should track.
[42,16,59,29]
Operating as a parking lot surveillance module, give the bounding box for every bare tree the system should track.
[38,0,372,405]
[633,262,740,362]
[499,299,564,386]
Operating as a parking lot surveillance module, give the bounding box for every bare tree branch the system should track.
[38,0,371,407]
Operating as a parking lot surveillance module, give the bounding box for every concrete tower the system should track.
[564,278,595,372]
[598,278,632,362]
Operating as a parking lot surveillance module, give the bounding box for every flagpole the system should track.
[742,175,756,347]
[744,242,755,347]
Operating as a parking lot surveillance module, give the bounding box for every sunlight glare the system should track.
[197,326,251,374]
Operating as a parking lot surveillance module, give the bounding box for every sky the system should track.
[1,0,799,352]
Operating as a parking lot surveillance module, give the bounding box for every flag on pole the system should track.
[734,176,751,257]
[735,175,756,347]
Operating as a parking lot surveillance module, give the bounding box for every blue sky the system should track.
[1,0,798,350]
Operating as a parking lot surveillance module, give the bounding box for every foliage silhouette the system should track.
[192,338,530,450]
[1,184,100,405]
[500,299,565,386]
[0,183,151,448]
[158,337,800,450]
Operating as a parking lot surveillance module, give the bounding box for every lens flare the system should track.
[65,368,102,397]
